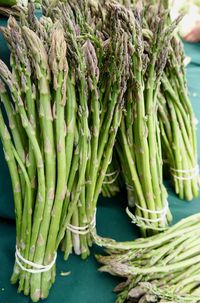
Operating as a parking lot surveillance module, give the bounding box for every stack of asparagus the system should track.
[113,3,181,234]
[0,0,199,301]
[42,0,130,259]
[159,35,199,201]
[96,213,200,303]
[0,15,72,301]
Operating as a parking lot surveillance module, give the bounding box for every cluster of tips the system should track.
[96,213,200,303]
[0,0,199,302]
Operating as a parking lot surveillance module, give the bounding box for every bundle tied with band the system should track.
[170,166,199,181]
[158,35,200,201]
[15,247,57,274]
[66,209,97,236]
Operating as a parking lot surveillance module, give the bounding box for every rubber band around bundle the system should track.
[66,209,97,235]
[104,170,119,177]
[170,165,199,181]
[135,201,169,223]
[15,246,57,274]
[103,170,120,185]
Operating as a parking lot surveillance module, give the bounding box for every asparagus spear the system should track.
[40,23,68,298]
[0,80,22,246]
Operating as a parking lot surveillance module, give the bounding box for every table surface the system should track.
[0,16,200,302]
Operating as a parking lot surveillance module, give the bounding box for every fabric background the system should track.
[0,15,200,303]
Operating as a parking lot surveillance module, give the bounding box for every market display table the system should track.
[0,21,200,302]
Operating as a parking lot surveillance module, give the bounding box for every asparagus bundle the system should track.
[113,4,181,234]
[159,36,200,201]
[42,0,130,259]
[95,213,200,303]
[0,11,90,300]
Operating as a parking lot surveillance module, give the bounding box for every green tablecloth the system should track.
[0,18,200,302]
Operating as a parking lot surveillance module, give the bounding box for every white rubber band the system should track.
[103,171,119,185]
[135,201,169,215]
[66,209,96,235]
[135,201,169,223]
[15,246,57,274]
[104,170,119,177]
[135,216,166,223]
[170,166,199,173]
[171,166,199,181]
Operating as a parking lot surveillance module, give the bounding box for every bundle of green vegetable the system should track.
[159,36,199,201]
[0,14,73,300]
[0,0,199,301]
[96,213,200,303]
[112,3,181,234]
[42,0,130,260]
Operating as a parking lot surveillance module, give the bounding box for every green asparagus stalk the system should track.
[0,80,22,245]
[38,23,67,299]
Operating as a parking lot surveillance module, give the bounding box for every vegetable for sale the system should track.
[96,213,200,303]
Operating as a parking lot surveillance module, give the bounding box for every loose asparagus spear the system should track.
[96,213,200,303]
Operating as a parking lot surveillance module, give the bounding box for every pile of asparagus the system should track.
[159,35,199,201]
[96,213,200,303]
[0,16,70,301]
[43,0,131,259]
[0,0,199,301]
[109,3,181,234]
